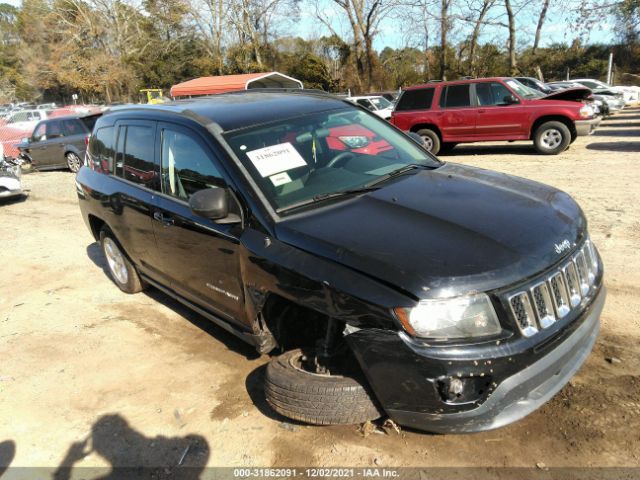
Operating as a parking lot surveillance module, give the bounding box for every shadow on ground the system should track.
[599,121,640,128]
[586,141,640,152]
[85,242,259,360]
[0,440,16,475]
[593,129,640,137]
[53,414,209,480]
[443,143,536,156]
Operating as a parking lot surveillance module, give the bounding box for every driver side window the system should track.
[32,123,46,142]
[476,82,514,106]
[160,128,224,200]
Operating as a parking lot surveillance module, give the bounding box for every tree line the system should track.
[0,0,638,103]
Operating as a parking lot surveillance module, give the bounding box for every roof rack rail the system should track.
[427,79,443,83]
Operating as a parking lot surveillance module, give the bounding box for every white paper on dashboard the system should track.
[246,142,307,177]
[269,171,292,186]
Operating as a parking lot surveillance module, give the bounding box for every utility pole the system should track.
[607,52,614,84]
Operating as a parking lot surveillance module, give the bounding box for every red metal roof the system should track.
[170,72,303,97]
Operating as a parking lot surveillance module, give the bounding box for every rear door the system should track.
[110,120,160,271]
[61,118,89,156]
[474,81,527,138]
[150,122,245,324]
[436,84,476,140]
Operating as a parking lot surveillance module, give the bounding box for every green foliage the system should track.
[1,0,639,103]
[287,53,335,91]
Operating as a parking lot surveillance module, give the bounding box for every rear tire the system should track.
[265,348,381,425]
[66,152,82,173]
[533,121,571,155]
[100,228,145,294]
[416,128,441,155]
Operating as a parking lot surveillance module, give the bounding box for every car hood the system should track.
[275,163,586,300]
[540,87,592,101]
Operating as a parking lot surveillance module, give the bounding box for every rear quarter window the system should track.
[88,126,115,173]
[395,88,435,111]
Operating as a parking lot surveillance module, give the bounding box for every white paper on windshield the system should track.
[246,142,307,178]
[269,171,292,186]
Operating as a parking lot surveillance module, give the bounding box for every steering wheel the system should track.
[326,151,355,168]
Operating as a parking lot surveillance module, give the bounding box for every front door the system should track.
[473,81,527,138]
[150,122,245,324]
[28,120,65,168]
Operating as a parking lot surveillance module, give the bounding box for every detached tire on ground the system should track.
[416,128,441,155]
[100,227,146,294]
[533,121,571,155]
[265,348,381,425]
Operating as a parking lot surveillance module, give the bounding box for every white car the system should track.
[348,95,394,120]
[571,79,638,105]
[4,109,49,132]
[0,144,23,200]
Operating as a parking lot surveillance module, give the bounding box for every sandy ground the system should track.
[1,108,639,476]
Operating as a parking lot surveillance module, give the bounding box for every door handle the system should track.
[153,211,174,226]
[478,109,486,113]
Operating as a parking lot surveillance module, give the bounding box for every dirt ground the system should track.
[1,108,639,475]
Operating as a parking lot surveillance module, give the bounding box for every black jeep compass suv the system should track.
[76,91,605,433]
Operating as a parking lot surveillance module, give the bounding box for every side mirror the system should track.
[503,94,519,105]
[189,187,228,220]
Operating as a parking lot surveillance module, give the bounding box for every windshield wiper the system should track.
[277,186,380,213]
[365,163,431,188]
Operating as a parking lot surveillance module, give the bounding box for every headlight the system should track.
[579,105,594,118]
[394,293,502,340]
[338,135,370,149]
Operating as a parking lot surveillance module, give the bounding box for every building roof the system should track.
[170,72,303,97]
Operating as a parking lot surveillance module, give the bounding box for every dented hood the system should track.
[541,87,592,101]
[276,163,587,300]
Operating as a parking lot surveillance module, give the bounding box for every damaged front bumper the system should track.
[347,286,605,433]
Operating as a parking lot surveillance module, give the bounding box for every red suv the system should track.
[391,77,600,155]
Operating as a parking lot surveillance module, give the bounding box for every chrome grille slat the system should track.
[531,282,555,328]
[574,251,590,296]
[503,239,600,338]
[563,261,582,307]
[508,292,538,337]
[548,272,571,318]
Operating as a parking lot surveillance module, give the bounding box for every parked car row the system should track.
[390,76,600,155]
[0,104,103,165]
[515,77,628,115]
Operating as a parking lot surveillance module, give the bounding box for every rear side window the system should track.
[395,88,435,111]
[61,119,85,137]
[115,125,157,188]
[440,84,472,108]
[80,114,100,132]
[89,126,115,173]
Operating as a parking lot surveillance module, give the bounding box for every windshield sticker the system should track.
[246,142,307,177]
[269,171,292,186]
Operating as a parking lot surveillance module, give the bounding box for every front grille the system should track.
[506,239,600,338]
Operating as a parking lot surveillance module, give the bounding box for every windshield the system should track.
[224,108,441,212]
[505,79,544,99]
[369,97,392,110]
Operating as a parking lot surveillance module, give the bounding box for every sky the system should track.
[3,0,618,51]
